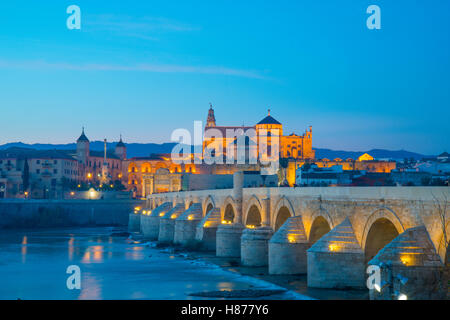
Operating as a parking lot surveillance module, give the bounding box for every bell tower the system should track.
[115,135,127,160]
[76,127,90,165]
[206,103,216,128]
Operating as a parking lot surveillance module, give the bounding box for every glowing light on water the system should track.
[21,236,28,264]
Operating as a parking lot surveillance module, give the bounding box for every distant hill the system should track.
[0,142,433,160]
[0,141,179,158]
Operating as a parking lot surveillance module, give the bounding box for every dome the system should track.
[257,110,281,125]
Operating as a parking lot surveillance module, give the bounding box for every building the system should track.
[295,164,364,186]
[1,107,405,197]
[0,129,126,199]
[75,129,124,184]
[284,153,396,187]
[0,148,82,198]
[203,105,315,161]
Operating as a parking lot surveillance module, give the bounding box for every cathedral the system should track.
[203,104,315,160]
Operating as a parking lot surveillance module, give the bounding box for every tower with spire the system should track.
[76,127,90,165]
[206,103,216,128]
[115,135,127,160]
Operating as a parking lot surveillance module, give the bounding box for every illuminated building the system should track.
[203,105,315,160]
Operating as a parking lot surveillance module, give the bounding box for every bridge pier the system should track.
[158,203,186,243]
[195,208,221,251]
[140,202,172,240]
[307,218,366,289]
[216,223,245,257]
[174,203,203,246]
[128,209,141,233]
[241,227,274,267]
[368,226,446,300]
[269,216,309,274]
[216,171,246,257]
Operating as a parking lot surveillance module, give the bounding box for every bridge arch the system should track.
[309,216,332,244]
[244,196,263,227]
[274,206,292,231]
[173,195,182,207]
[273,197,295,231]
[362,207,405,263]
[246,205,262,227]
[222,196,237,223]
[203,196,216,216]
[184,196,194,209]
[307,208,334,244]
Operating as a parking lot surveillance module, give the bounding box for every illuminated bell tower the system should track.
[206,103,216,128]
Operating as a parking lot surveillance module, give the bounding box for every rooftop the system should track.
[257,109,281,125]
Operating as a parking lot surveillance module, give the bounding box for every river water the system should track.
[0,227,308,300]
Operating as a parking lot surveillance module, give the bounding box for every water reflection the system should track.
[81,245,104,263]
[217,282,236,290]
[0,227,298,300]
[68,237,74,261]
[21,236,27,264]
[78,275,102,300]
[125,246,145,261]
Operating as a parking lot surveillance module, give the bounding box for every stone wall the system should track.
[0,199,144,229]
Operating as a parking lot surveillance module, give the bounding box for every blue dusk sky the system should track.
[0,0,449,154]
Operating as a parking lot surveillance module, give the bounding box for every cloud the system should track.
[0,59,268,79]
[83,14,199,40]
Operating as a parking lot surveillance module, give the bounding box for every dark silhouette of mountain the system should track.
[0,141,179,158]
[0,142,433,160]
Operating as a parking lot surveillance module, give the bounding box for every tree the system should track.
[113,180,126,191]
[22,159,30,192]
[433,193,449,255]
[431,192,449,299]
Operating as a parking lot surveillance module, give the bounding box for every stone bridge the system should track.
[130,172,449,299]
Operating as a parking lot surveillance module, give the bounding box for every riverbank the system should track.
[0,199,144,229]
